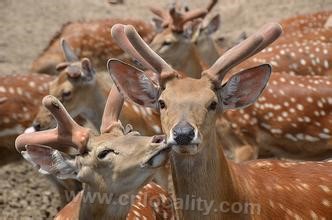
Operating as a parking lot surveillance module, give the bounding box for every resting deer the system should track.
[109,23,332,219]
[221,72,332,161]
[16,86,174,220]
[0,73,53,165]
[280,10,332,32]
[31,18,155,75]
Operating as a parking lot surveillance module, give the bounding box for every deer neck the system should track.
[80,75,111,129]
[79,183,136,220]
[170,125,240,219]
[195,36,221,67]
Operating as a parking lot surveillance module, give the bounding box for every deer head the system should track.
[32,39,102,131]
[108,23,282,156]
[149,0,218,78]
[16,85,170,197]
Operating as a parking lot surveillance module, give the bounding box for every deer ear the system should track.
[204,14,220,35]
[219,64,271,110]
[22,144,79,180]
[107,59,160,109]
[56,62,70,72]
[81,58,95,81]
[61,38,79,62]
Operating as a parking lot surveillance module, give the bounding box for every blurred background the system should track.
[0,0,332,218]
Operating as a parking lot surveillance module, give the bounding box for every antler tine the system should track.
[16,95,90,154]
[111,24,158,73]
[172,0,218,30]
[124,25,175,75]
[100,84,125,134]
[203,23,282,84]
[248,23,283,57]
[206,0,218,12]
[60,38,79,62]
[149,7,172,27]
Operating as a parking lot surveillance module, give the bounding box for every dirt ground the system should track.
[1,0,332,219]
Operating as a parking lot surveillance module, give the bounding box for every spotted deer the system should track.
[149,0,219,78]
[233,39,332,77]
[280,10,332,32]
[221,72,332,161]
[0,73,53,165]
[32,39,162,136]
[110,23,332,219]
[16,87,174,220]
[232,11,332,77]
[30,39,170,191]
[31,18,155,75]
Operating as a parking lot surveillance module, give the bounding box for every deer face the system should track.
[33,59,96,130]
[22,132,169,195]
[158,77,218,155]
[17,90,170,196]
[109,23,280,156]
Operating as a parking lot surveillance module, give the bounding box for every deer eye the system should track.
[208,101,218,111]
[62,91,72,100]
[158,100,166,109]
[162,40,172,47]
[97,149,119,159]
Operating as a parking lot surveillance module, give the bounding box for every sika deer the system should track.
[16,86,173,220]
[222,72,332,161]
[32,39,162,136]
[280,10,332,32]
[31,19,155,75]
[110,24,332,219]
[0,73,53,165]
[149,0,218,78]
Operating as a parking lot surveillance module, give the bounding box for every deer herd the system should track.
[1,0,332,219]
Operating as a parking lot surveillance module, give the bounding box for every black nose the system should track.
[172,121,195,145]
[32,122,41,131]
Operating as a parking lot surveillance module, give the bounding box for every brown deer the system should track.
[30,39,169,191]
[234,39,332,77]
[149,0,219,78]
[31,18,155,75]
[0,73,53,165]
[16,86,174,220]
[32,39,162,136]
[280,10,332,32]
[221,72,332,161]
[109,23,332,219]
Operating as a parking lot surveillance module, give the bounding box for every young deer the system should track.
[16,86,173,220]
[109,24,332,219]
[32,39,162,137]
[0,73,53,165]
[31,18,155,75]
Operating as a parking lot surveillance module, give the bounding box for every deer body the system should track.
[0,73,53,165]
[223,73,332,160]
[280,10,332,32]
[31,19,155,75]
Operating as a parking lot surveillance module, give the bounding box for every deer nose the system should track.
[32,122,41,131]
[172,121,195,145]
